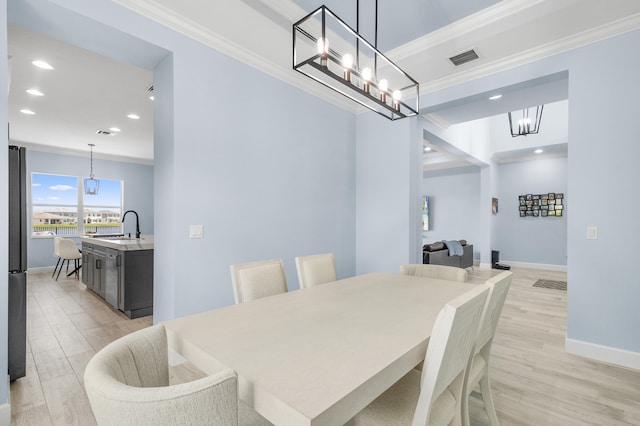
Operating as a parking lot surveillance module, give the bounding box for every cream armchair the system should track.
[84,324,270,426]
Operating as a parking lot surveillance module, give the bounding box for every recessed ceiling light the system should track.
[20,109,36,115]
[149,95,154,101]
[109,127,121,132]
[127,114,140,120]
[424,146,432,152]
[26,88,44,96]
[32,60,54,70]
[489,94,502,100]
[534,149,543,154]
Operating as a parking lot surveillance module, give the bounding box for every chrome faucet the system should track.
[122,210,141,239]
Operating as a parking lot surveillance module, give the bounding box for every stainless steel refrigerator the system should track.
[8,145,26,381]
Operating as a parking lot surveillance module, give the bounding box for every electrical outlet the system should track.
[189,225,204,239]
[587,226,597,240]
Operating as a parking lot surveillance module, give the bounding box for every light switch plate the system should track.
[189,225,204,239]
[587,226,598,240]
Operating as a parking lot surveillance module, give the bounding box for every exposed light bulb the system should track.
[317,37,329,67]
[534,149,543,154]
[127,114,140,120]
[20,109,35,115]
[362,67,372,93]
[378,79,389,102]
[342,54,353,80]
[341,54,353,69]
[392,90,402,111]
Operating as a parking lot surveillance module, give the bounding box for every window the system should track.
[83,179,123,236]
[31,173,123,237]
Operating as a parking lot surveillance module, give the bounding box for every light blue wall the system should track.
[24,150,154,269]
[422,169,481,261]
[418,28,640,355]
[566,30,640,352]
[493,157,568,266]
[19,0,358,322]
[355,114,422,274]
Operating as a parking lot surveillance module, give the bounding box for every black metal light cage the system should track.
[293,6,419,121]
[508,105,544,137]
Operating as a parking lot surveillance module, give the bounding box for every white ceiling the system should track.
[8,24,155,164]
[7,0,640,167]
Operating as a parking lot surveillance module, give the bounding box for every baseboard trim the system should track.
[500,260,567,272]
[566,338,640,371]
[27,266,55,275]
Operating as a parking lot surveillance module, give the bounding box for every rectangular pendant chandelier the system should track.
[508,105,544,137]
[293,6,419,121]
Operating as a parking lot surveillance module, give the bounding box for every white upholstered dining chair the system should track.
[295,252,337,289]
[352,285,489,426]
[51,236,63,279]
[84,324,272,426]
[400,263,468,283]
[230,258,288,304]
[55,238,82,281]
[461,271,513,426]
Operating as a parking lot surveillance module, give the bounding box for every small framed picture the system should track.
[549,193,555,200]
[526,211,533,216]
[526,194,532,201]
[541,210,548,217]
[533,205,540,210]
[548,199,555,205]
[541,205,548,210]
[532,195,540,200]
[548,210,556,216]
[533,210,540,217]
[519,205,526,211]
[555,204,563,210]
[520,211,526,217]
[541,194,548,200]
[542,199,548,206]
[556,210,563,217]
[556,193,564,199]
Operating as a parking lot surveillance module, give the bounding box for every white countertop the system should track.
[80,234,154,251]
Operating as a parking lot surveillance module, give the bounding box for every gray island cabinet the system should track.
[80,235,154,319]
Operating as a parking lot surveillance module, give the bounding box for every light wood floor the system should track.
[10,268,640,425]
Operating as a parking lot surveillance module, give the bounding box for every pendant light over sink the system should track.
[84,143,100,195]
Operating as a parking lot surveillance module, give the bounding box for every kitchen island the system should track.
[80,235,153,319]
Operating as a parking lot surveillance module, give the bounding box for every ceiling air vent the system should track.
[96,130,112,135]
[147,84,154,92]
[449,49,479,66]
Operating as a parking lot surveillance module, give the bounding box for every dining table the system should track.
[163,271,478,426]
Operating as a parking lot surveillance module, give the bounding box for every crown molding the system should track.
[418,11,640,95]
[114,0,640,116]
[422,113,451,130]
[387,0,546,62]
[113,0,358,114]
[14,140,155,166]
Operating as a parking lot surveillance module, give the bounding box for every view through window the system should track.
[32,173,123,237]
